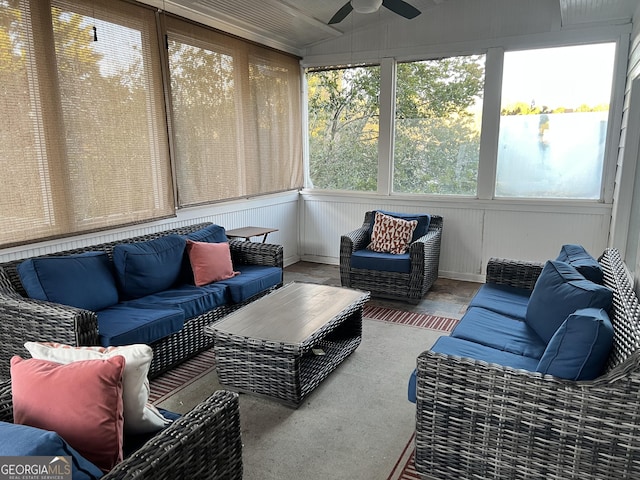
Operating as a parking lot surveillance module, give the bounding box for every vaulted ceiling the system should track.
[144,0,639,55]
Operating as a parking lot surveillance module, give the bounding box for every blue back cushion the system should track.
[113,235,186,299]
[0,421,103,479]
[525,260,613,344]
[369,211,431,243]
[536,308,613,380]
[18,252,119,311]
[186,224,228,243]
[179,224,229,284]
[556,244,604,284]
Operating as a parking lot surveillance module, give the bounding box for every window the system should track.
[394,55,485,195]
[307,65,380,191]
[167,18,302,207]
[496,43,616,199]
[0,0,173,247]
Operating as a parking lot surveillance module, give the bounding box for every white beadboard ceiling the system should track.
[142,0,639,55]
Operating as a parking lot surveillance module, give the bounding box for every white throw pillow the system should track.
[24,342,169,434]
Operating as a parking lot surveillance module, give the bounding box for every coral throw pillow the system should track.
[186,239,239,286]
[24,342,169,435]
[10,355,125,473]
[368,212,418,254]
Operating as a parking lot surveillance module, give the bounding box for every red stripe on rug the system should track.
[387,432,420,480]
[148,349,217,404]
[363,305,459,333]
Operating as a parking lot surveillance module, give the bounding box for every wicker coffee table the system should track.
[205,282,370,406]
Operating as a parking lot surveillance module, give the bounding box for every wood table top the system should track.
[206,282,368,345]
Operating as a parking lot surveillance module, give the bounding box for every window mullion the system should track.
[378,57,396,195]
[477,47,504,200]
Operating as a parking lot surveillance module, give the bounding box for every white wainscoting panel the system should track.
[0,192,300,266]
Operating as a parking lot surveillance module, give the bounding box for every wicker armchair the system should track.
[0,379,243,479]
[414,248,640,479]
[340,211,442,303]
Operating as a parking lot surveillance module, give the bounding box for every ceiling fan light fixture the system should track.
[351,0,383,14]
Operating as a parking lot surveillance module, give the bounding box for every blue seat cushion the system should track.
[430,336,540,371]
[350,249,411,273]
[468,283,531,321]
[556,244,604,284]
[0,421,103,479]
[451,307,547,358]
[215,265,282,303]
[186,224,228,243]
[536,307,613,380]
[126,283,227,319]
[96,304,185,347]
[18,252,118,311]
[408,369,418,403]
[113,235,186,299]
[525,260,613,343]
[370,210,431,243]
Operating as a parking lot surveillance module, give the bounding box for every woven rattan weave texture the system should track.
[415,248,640,479]
[0,379,243,479]
[0,223,283,379]
[207,282,370,406]
[340,211,442,303]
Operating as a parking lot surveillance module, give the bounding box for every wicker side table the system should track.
[205,282,370,407]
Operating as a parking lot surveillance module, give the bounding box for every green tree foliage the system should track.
[307,66,380,191]
[394,57,484,195]
[307,55,485,194]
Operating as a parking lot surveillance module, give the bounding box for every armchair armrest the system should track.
[415,349,640,479]
[0,295,99,380]
[105,390,242,479]
[339,226,370,288]
[485,257,544,290]
[229,240,283,268]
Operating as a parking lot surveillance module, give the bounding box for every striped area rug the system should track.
[364,305,459,332]
[149,306,458,402]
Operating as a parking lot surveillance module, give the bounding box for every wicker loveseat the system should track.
[0,222,283,379]
[0,378,243,479]
[414,247,640,479]
[340,211,443,303]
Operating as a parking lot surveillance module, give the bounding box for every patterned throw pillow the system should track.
[368,212,418,254]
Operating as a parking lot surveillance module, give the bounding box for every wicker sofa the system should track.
[340,211,443,302]
[0,222,283,379]
[414,247,640,479]
[0,378,243,479]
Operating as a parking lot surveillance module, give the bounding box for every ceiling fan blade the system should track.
[382,0,421,19]
[328,2,354,24]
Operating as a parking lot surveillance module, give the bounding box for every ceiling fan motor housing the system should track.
[351,0,383,14]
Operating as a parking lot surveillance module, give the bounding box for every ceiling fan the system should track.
[328,0,422,25]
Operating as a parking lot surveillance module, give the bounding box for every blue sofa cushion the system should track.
[467,283,531,321]
[215,265,282,303]
[556,244,604,284]
[536,307,613,380]
[370,210,431,242]
[350,250,411,273]
[126,283,227,319]
[430,336,540,371]
[18,252,118,311]
[0,421,103,479]
[186,224,228,243]
[525,260,613,343]
[113,235,186,299]
[409,336,541,403]
[451,307,547,358]
[96,304,184,347]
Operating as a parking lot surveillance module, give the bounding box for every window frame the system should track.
[303,35,628,206]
